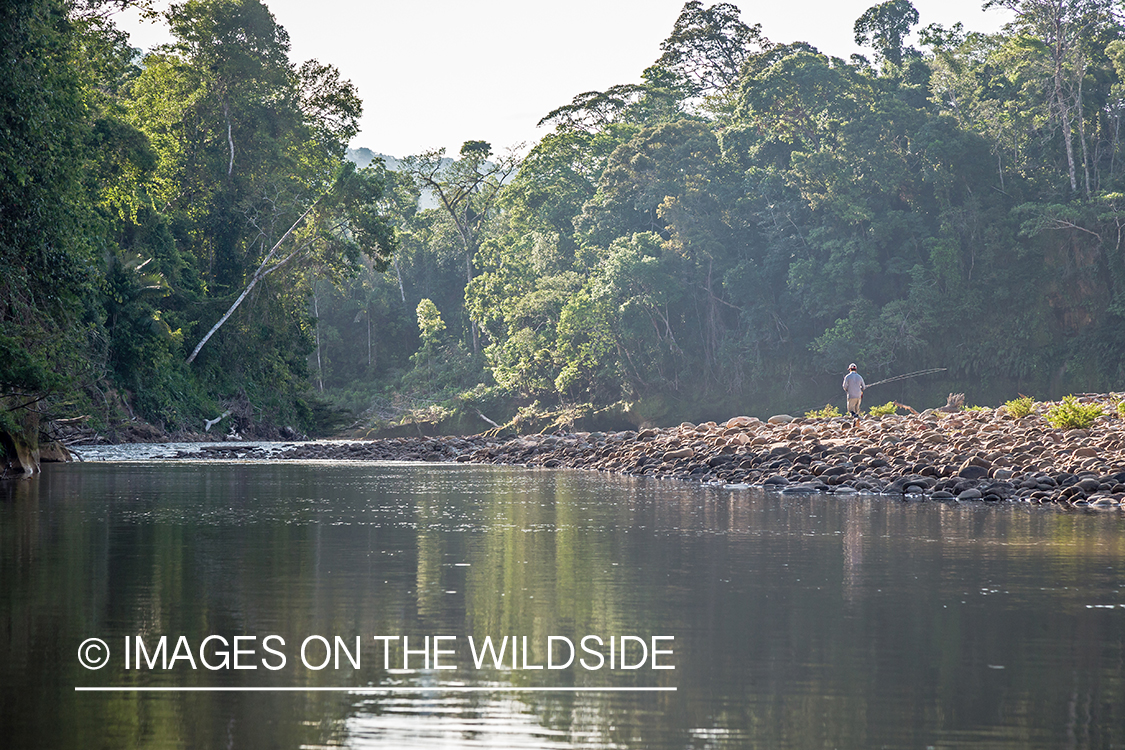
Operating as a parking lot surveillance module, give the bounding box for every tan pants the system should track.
[847,397,862,415]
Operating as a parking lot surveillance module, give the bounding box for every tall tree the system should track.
[985,0,1121,193]
[854,0,920,67]
[653,1,768,97]
[126,0,387,427]
[402,141,519,354]
[184,161,396,364]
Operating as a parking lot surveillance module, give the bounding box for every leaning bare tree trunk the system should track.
[313,279,324,393]
[186,200,319,364]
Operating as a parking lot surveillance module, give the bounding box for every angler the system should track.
[843,364,866,417]
[839,366,947,419]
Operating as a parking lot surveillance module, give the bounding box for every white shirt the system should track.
[842,372,865,398]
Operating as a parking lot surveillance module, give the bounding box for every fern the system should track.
[1046,396,1103,429]
[1003,396,1035,418]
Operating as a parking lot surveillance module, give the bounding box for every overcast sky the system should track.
[114,0,1013,157]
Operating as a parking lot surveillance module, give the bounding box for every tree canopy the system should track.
[7,0,1125,442]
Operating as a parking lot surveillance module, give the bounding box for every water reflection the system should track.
[1,462,1124,749]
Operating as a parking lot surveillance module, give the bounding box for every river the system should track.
[2,455,1124,748]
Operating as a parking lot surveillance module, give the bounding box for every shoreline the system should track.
[68,394,1125,507]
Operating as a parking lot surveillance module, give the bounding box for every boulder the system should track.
[958,464,990,480]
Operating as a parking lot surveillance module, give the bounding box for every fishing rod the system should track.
[794,367,948,416]
[864,367,947,388]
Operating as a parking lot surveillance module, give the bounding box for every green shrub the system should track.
[1003,396,1035,418]
[964,405,988,412]
[1117,400,1125,419]
[867,401,899,417]
[1046,396,1104,429]
[804,404,841,419]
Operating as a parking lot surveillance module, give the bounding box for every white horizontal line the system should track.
[76,686,676,693]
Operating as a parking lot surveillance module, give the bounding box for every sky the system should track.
[113,0,1014,158]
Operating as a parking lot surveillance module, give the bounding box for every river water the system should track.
[2,456,1124,749]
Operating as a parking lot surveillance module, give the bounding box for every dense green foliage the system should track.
[867,402,902,417]
[804,404,844,419]
[1004,395,1036,417]
[7,0,1125,440]
[1,0,99,436]
[316,0,1125,430]
[2,0,392,439]
[1046,395,1105,428]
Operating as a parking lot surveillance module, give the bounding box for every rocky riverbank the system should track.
[147,394,1125,507]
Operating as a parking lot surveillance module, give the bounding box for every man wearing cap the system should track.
[842,363,865,418]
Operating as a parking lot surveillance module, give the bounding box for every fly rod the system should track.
[864,367,947,388]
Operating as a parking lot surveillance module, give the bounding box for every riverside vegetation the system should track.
[8,0,1125,475]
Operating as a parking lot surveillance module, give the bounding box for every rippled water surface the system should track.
[2,456,1124,749]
